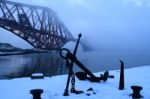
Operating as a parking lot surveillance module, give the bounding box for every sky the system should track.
[0,0,150,51]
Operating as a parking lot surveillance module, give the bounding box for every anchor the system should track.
[65,52,109,82]
[75,71,109,82]
[60,33,110,96]
[60,33,83,96]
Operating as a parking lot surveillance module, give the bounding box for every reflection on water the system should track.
[0,51,150,79]
[0,53,66,79]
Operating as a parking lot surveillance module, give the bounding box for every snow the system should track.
[0,66,150,99]
[31,73,44,76]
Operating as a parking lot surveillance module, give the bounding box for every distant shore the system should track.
[0,50,49,56]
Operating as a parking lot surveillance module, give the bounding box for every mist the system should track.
[0,0,150,51]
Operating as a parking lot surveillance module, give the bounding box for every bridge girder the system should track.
[0,0,75,50]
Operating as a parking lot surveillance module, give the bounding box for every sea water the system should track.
[0,50,150,79]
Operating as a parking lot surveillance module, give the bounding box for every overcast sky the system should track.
[0,0,150,51]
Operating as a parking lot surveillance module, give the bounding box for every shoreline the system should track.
[0,66,149,99]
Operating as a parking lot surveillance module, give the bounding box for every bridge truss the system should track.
[0,0,75,50]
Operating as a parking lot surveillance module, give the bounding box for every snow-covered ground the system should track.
[0,66,149,99]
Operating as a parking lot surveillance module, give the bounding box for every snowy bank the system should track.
[0,66,150,99]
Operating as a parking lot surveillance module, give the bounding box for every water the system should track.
[76,51,150,72]
[0,51,150,79]
[0,53,66,79]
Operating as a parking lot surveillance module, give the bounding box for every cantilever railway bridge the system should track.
[0,0,76,50]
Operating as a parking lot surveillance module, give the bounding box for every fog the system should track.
[0,0,150,51]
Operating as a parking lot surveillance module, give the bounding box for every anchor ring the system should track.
[59,48,70,59]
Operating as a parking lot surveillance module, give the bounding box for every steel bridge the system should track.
[0,0,75,50]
